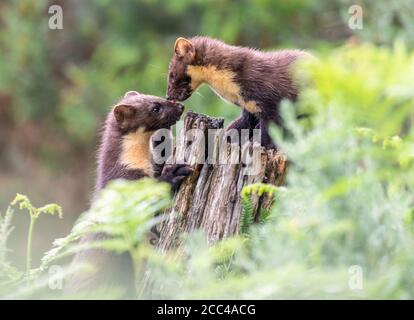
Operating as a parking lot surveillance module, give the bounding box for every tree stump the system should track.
[156,111,287,252]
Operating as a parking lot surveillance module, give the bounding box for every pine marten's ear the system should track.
[174,37,195,59]
[124,91,140,98]
[114,105,136,130]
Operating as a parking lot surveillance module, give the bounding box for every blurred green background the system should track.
[0,0,413,270]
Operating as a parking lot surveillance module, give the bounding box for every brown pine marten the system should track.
[95,90,191,193]
[166,36,311,149]
[64,91,191,298]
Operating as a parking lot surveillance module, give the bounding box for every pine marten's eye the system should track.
[151,103,163,113]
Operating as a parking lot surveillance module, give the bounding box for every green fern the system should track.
[11,194,62,274]
[0,195,62,295]
[0,207,14,264]
[41,178,172,280]
[0,207,22,292]
[240,183,277,235]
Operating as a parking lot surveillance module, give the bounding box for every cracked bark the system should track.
[156,111,287,252]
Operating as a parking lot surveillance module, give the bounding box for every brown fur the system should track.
[65,91,186,298]
[95,91,184,193]
[166,36,312,148]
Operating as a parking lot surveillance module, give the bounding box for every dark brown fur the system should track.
[95,91,186,192]
[166,36,311,149]
[65,91,191,298]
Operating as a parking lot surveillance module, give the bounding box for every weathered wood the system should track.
[157,111,287,252]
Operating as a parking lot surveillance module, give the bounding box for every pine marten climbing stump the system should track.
[156,111,287,252]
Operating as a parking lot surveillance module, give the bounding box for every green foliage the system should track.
[0,0,58,122]
[0,195,62,297]
[11,194,63,220]
[4,0,412,147]
[43,178,171,268]
[1,0,414,300]
[0,207,21,294]
[142,44,414,299]
[348,0,414,48]
[41,178,171,299]
[2,44,414,299]
[0,179,171,298]
[240,183,277,235]
[11,194,62,273]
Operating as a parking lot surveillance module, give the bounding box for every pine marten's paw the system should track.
[160,164,193,192]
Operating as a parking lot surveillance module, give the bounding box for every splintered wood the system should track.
[157,111,287,252]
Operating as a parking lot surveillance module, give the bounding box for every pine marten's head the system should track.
[113,91,185,133]
[98,91,185,181]
[166,37,238,103]
[166,37,197,102]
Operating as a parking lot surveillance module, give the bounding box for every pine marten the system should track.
[166,36,311,149]
[64,91,192,298]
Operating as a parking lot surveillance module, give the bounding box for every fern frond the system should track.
[240,183,277,235]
